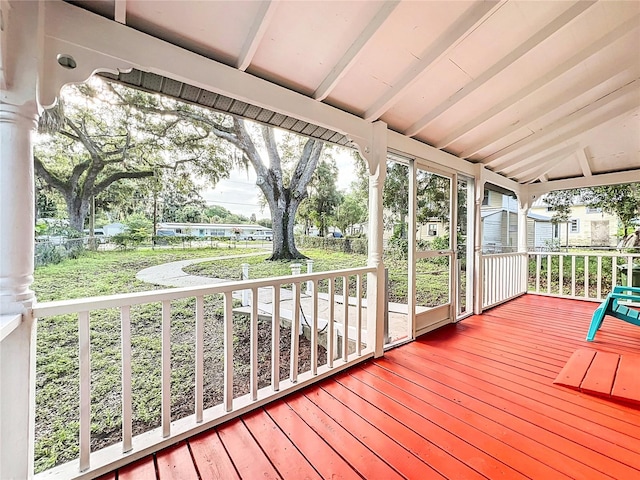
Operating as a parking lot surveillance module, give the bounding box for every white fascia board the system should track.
[482,166,522,196]
[41,1,373,145]
[529,170,640,196]
[387,130,476,176]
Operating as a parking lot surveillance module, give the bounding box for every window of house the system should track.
[569,219,579,233]
[553,224,560,238]
[482,190,489,206]
[547,206,553,212]
[428,224,437,236]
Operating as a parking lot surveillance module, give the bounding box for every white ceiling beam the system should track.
[114,0,126,24]
[456,15,639,157]
[362,0,502,121]
[519,153,574,183]
[313,1,400,101]
[460,68,635,159]
[483,79,640,168]
[576,147,592,177]
[236,0,278,71]
[364,0,504,121]
[502,143,579,177]
[487,102,639,173]
[404,1,596,137]
[529,170,640,196]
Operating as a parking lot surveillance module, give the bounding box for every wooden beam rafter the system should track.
[576,148,592,177]
[404,1,596,137]
[236,0,278,71]
[362,0,502,121]
[313,1,400,101]
[456,15,640,157]
[502,143,579,178]
[483,79,640,169]
[114,0,126,24]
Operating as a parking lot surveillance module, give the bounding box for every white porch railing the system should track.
[482,252,528,309]
[527,252,640,301]
[32,266,374,480]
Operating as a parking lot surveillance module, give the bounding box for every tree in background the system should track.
[35,78,232,231]
[334,191,367,236]
[297,157,341,236]
[545,184,640,235]
[383,161,409,239]
[119,84,325,259]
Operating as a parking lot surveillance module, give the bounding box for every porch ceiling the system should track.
[68,0,640,186]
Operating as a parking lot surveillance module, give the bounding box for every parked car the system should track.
[326,231,343,238]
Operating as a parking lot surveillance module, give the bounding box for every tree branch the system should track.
[33,156,70,194]
[92,170,155,194]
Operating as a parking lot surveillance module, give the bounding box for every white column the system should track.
[363,122,387,358]
[517,190,532,294]
[0,2,41,478]
[473,166,485,314]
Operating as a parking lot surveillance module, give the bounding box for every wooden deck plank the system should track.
[580,351,620,396]
[265,400,361,479]
[554,349,597,389]
[334,371,529,480]
[217,419,281,480]
[306,382,448,480]
[374,356,640,477]
[611,354,640,404]
[189,429,240,480]
[413,330,640,434]
[284,393,404,480]
[386,346,640,462]
[156,442,198,480]
[104,295,640,480]
[117,457,156,480]
[351,365,610,480]
[242,408,321,480]
[320,378,475,480]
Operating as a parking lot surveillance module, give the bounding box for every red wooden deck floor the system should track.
[101,295,640,479]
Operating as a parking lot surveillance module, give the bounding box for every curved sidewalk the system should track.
[136,252,266,288]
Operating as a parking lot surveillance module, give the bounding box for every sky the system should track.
[201,146,357,219]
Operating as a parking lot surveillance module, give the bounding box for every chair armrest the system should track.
[613,285,640,295]
[610,292,640,303]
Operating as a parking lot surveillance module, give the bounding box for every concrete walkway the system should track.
[136,252,267,287]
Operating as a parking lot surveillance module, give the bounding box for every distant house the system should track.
[102,222,125,236]
[481,189,555,253]
[530,198,619,247]
[157,222,272,240]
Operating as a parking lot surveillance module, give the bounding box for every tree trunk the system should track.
[268,191,306,261]
[66,194,90,232]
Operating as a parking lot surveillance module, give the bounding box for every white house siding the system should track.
[534,222,554,249]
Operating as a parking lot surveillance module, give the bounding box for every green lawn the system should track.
[32,246,449,472]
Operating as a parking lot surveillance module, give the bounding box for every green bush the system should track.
[295,235,367,255]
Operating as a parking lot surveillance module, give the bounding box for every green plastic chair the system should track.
[586,285,640,341]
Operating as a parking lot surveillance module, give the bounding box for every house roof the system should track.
[481,207,551,221]
[62,1,640,188]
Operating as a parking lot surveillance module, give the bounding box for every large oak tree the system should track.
[35,79,231,231]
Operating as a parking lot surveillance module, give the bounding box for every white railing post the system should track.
[241,263,250,306]
[473,166,485,314]
[290,263,302,276]
[306,260,314,294]
[0,3,40,477]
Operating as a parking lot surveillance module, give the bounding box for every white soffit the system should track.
[66,0,640,187]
